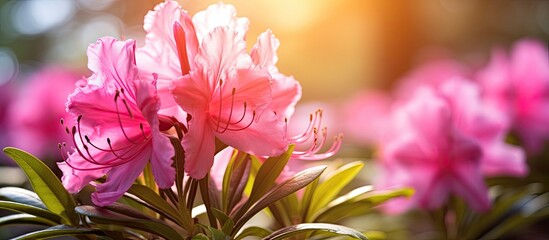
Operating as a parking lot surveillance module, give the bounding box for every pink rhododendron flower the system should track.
[378,86,491,213]
[58,37,174,206]
[8,67,78,158]
[439,78,526,177]
[477,39,549,153]
[137,1,297,178]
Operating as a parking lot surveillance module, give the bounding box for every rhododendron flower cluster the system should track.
[57,0,339,206]
[345,39,549,213]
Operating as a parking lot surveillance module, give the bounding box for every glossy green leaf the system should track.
[222,150,250,213]
[126,184,188,226]
[12,225,104,240]
[104,202,157,220]
[463,184,540,239]
[478,192,549,240]
[307,161,364,221]
[263,223,368,240]
[232,146,295,221]
[0,187,46,209]
[248,145,295,204]
[314,187,414,222]
[75,205,186,240]
[235,226,272,240]
[199,175,218,228]
[300,177,319,220]
[3,147,78,224]
[0,213,57,226]
[233,165,326,234]
[0,200,61,223]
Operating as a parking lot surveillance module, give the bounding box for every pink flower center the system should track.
[59,87,152,170]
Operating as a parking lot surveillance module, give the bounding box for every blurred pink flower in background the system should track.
[7,66,78,159]
[477,39,549,153]
[58,37,174,206]
[342,90,392,147]
[0,84,15,164]
[378,86,491,213]
[439,78,526,177]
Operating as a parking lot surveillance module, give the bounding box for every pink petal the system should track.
[216,109,288,157]
[137,0,198,114]
[452,163,491,212]
[269,73,302,120]
[171,72,212,113]
[92,152,150,206]
[250,30,280,72]
[182,113,216,179]
[58,152,110,193]
[481,142,527,177]
[192,3,249,42]
[134,80,175,188]
[210,67,272,119]
[195,27,252,84]
[87,37,138,94]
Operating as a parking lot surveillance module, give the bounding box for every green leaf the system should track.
[126,184,188,226]
[203,225,229,240]
[307,161,364,221]
[212,208,234,234]
[477,192,549,240]
[0,200,61,223]
[463,184,540,239]
[191,233,210,240]
[222,150,250,213]
[199,175,217,228]
[3,147,78,225]
[75,205,187,240]
[0,187,46,209]
[235,226,272,240]
[300,177,319,220]
[0,213,57,226]
[231,146,295,221]
[248,145,295,204]
[313,187,414,222]
[104,202,157,220]
[12,225,105,240]
[233,165,326,234]
[263,223,368,240]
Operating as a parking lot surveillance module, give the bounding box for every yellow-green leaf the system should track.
[3,147,78,225]
[307,161,364,221]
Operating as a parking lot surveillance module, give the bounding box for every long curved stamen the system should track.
[288,109,323,143]
[114,91,142,144]
[70,126,100,165]
[293,134,343,160]
[215,80,224,132]
[230,101,248,125]
[225,111,256,131]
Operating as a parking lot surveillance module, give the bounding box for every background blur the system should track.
[0,0,548,179]
[1,0,549,238]
[2,0,548,101]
